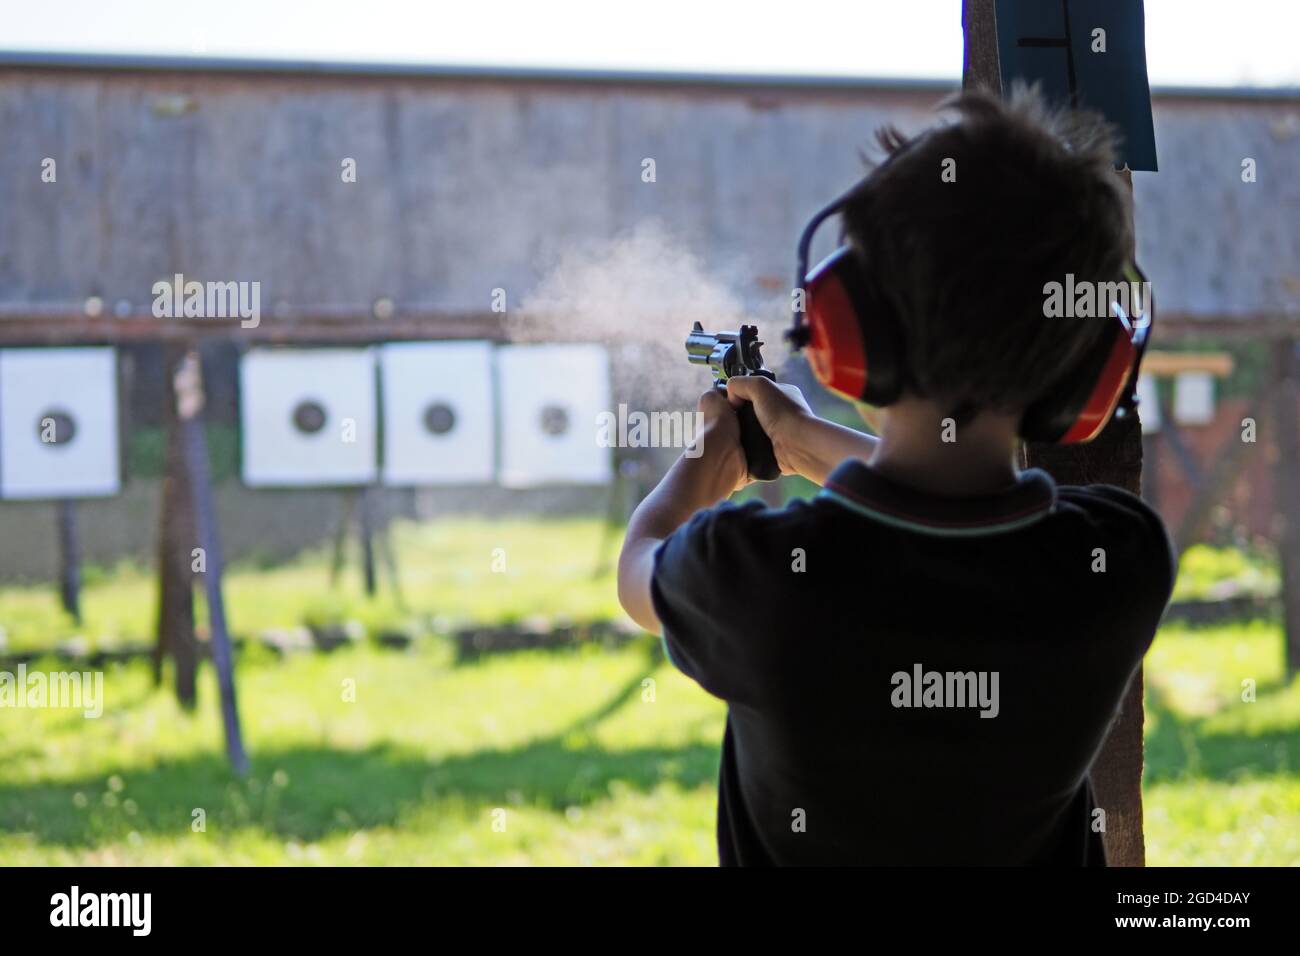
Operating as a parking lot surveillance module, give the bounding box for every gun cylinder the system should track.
[685,328,718,365]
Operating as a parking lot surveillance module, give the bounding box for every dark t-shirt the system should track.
[651,458,1176,866]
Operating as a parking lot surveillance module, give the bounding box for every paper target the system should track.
[379,341,495,485]
[240,348,377,487]
[497,344,612,487]
[0,348,120,499]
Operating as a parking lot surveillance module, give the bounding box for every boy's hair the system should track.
[839,84,1134,419]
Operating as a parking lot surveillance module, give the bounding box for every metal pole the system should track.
[359,486,377,598]
[56,498,82,624]
[175,350,249,774]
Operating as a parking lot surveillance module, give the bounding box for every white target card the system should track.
[240,348,377,487]
[497,344,612,487]
[1173,371,1215,426]
[379,341,495,485]
[0,348,120,499]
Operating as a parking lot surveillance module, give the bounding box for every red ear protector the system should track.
[785,197,1153,444]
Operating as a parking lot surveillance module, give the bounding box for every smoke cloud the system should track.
[514,220,791,413]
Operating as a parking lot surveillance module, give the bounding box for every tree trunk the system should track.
[154,344,198,709]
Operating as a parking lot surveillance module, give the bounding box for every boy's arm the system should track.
[617,390,747,634]
[725,375,879,486]
[617,377,880,634]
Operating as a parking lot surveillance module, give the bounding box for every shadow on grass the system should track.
[1143,682,1298,785]
[0,641,717,848]
[0,739,720,848]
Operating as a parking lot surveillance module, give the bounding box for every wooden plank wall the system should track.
[0,66,1294,324]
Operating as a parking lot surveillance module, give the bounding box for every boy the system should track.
[617,88,1176,865]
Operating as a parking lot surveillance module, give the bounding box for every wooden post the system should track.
[176,350,250,774]
[1027,419,1148,868]
[56,498,82,624]
[154,343,198,709]
[358,485,377,597]
[329,491,356,587]
[963,0,1149,866]
[376,518,406,611]
[1271,339,1300,675]
[962,0,1001,90]
[330,487,395,601]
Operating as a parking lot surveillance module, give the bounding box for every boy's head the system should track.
[839,85,1134,422]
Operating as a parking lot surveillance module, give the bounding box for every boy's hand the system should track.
[722,376,814,477]
[695,388,750,493]
[724,376,881,485]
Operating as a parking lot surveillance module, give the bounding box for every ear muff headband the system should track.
[788,192,906,406]
[789,190,852,349]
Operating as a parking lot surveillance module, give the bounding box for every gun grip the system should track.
[735,395,780,482]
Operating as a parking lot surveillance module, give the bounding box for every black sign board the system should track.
[995,0,1158,170]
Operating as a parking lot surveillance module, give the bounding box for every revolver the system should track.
[685,321,781,481]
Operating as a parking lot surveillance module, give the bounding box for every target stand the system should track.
[0,347,121,625]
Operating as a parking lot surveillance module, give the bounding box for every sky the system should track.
[0,0,1296,88]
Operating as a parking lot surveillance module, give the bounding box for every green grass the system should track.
[1171,544,1279,601]
[1143,621,1300,865]
[0,640,724,865]
[0,532,1297,865]
[0,517,626,654]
